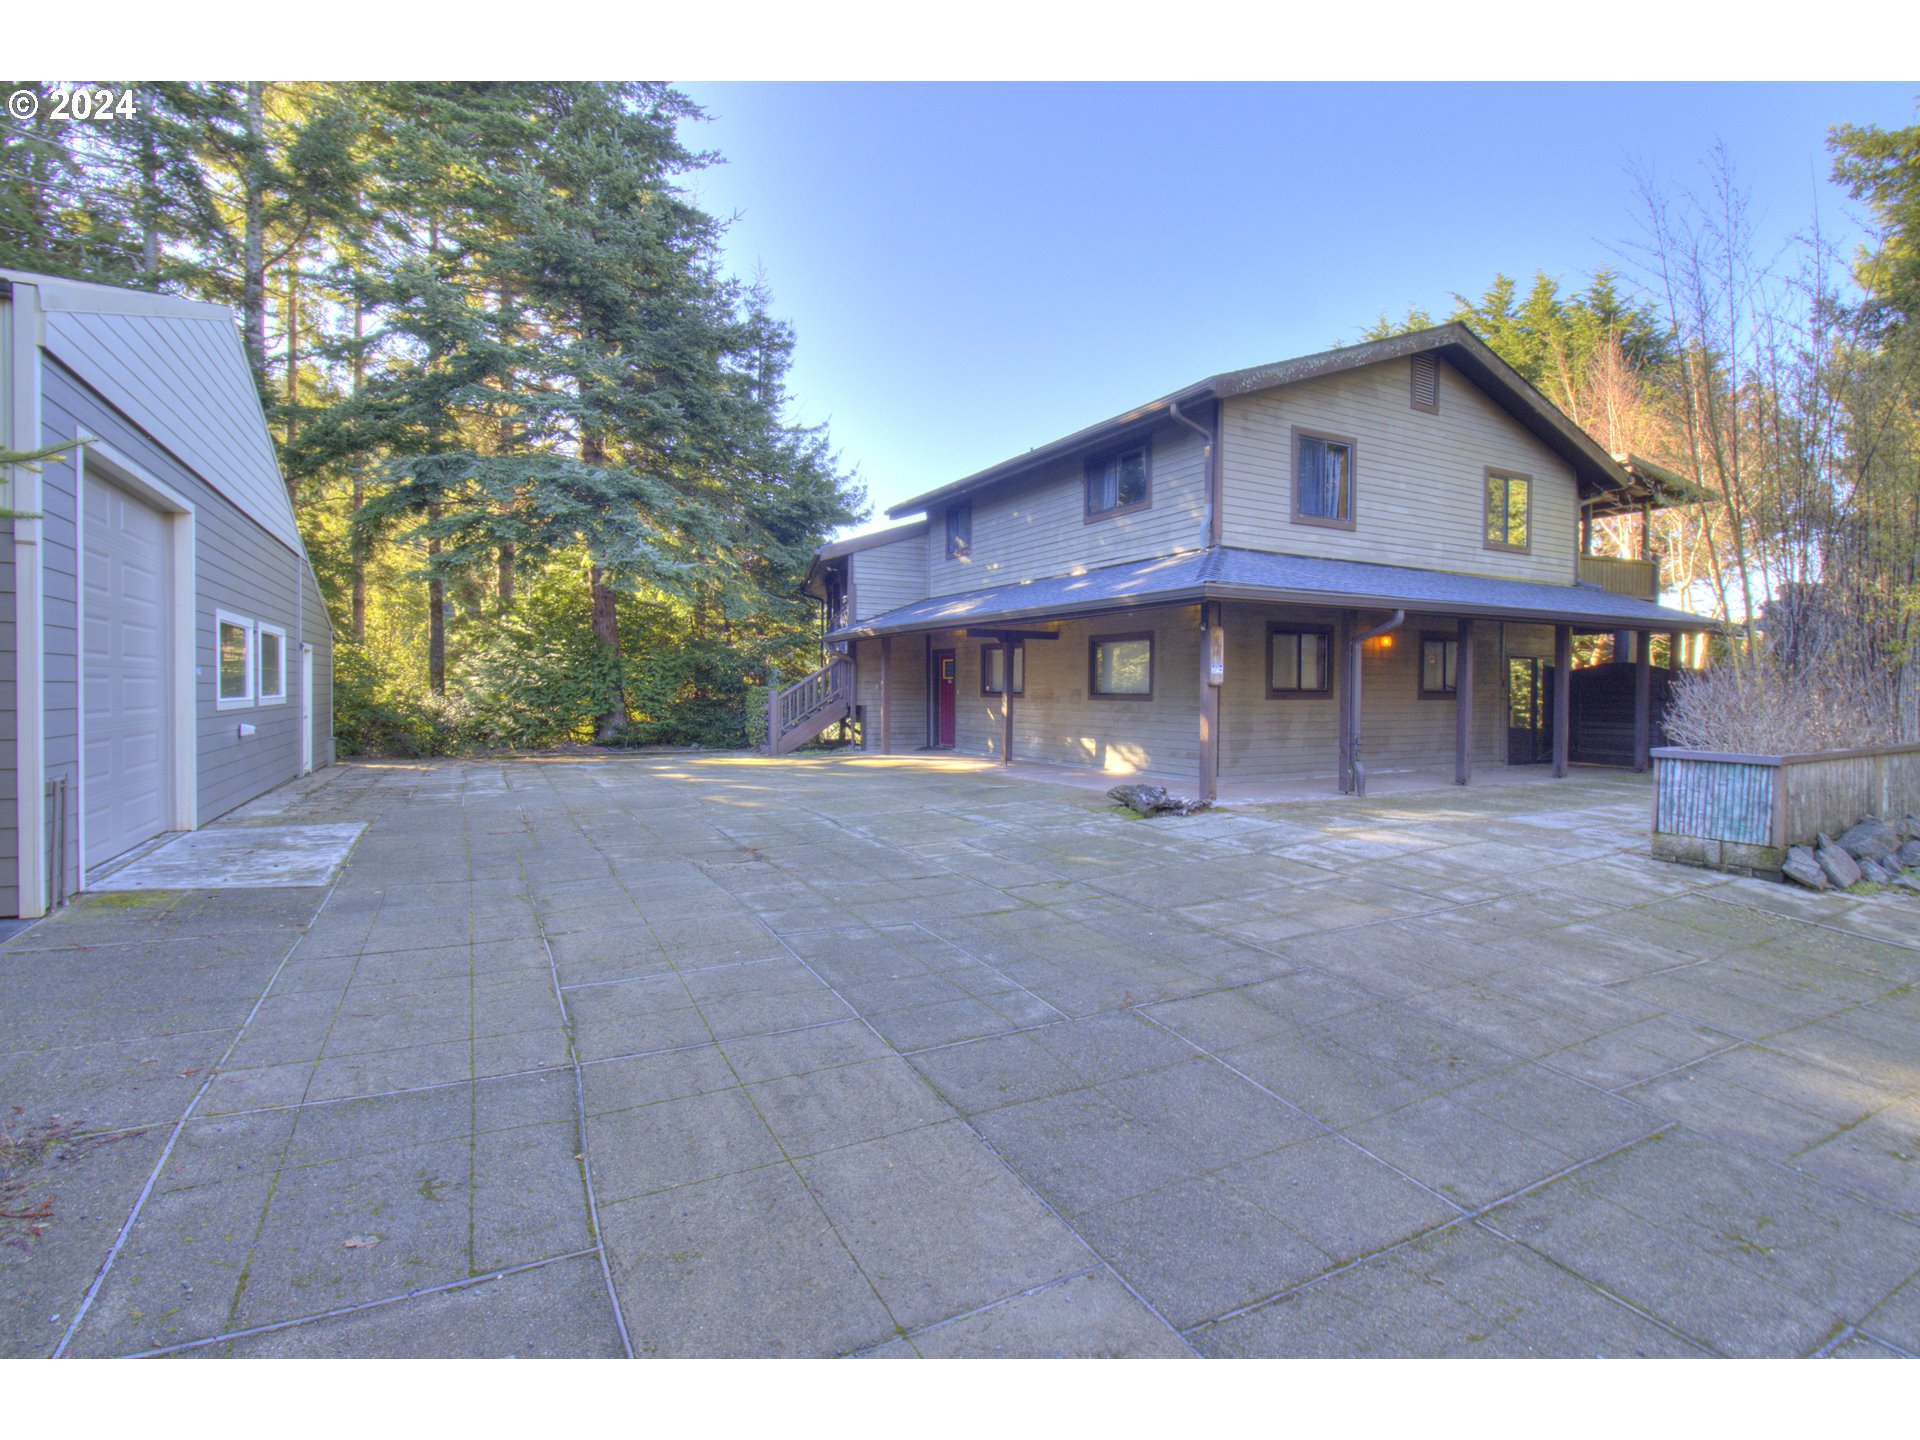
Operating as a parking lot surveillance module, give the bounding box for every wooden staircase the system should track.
[766,655,855,756]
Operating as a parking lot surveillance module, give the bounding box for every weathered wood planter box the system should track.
[1651,742,1920,877]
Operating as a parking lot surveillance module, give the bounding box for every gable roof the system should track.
[2,267,306,555]
[886,324,1635,521]
[801,518,929,599]
[827,545,1717,641]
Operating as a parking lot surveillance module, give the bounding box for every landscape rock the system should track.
[1781,846,1828,891]
[1836,818,1900,864]
[1105,783,1210,818]
[1815,840,1864,889]
[1859,857,1892,885]
[1108,783,1169,815]
[1898,839,1920,869]
[1893,873,1920,894]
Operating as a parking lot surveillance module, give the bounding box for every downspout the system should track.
[1167,399,1222,551]
[6,278,48,915]
[1345,609,1405,798]
[1169,399,1224,801]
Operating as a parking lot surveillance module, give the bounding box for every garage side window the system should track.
[258,623,288,704]
[217,612,254,709]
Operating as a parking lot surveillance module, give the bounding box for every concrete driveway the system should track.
[3,753,1918,1358]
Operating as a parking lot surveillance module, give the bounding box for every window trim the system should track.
[1418,631,1460,699]
[1265,623,1335,699]
[980,642,1025,697]
[256,621,288,705]
[946,500,972,559]
[1087,631,1155,701]
[215,610,255,710]
[1482,466,1533,554]
[1083,439,1153,523]
[1291,426,1359,531]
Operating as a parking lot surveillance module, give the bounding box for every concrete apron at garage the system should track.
[2,753,1919,1358]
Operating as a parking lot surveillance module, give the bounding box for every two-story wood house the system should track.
[787,325,1712,802]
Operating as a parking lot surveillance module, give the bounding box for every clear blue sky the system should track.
[675,82,1917,536]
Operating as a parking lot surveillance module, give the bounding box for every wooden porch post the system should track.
[1552,624,1572,778]
[1454,617,1474,785]
[1199,602,1221,803]
[879,635,893,754]
[1337,611,1355,793]
[1632,627,1652,773]
[1668,631,1683,674]
[1001,653,1014,767]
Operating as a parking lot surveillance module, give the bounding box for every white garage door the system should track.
[83,474,172,868]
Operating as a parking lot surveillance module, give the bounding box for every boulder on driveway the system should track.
[1815,836,1864,889]
[1106,783,1209,817]
[1782,846,1828,891]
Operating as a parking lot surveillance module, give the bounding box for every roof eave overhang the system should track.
[829,580,1720,643]
[884,383,1216,520]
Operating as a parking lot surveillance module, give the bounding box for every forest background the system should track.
[3,82,1915,753]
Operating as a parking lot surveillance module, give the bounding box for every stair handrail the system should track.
[771,654,853,743]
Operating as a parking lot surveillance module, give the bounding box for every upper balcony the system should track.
[1577,554,1659,602]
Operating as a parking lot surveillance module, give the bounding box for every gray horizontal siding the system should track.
[41,308,304,552]
[38,355,331,866]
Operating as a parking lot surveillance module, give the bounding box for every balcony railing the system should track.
[1578,555,1659,602]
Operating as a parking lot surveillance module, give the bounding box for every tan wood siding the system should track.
[918,608,1201,781]
[850,534,929,622]
[1217,605,1503,783]
[1221,358,1578,584]
[853,636,930,751]
[925,420,1209,597]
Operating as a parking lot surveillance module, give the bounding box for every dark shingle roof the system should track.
[826,547,1715,640]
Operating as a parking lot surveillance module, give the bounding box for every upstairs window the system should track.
[1089,633,1153,699]
[1293,429,1355,529]
[981,643,1024,696]
[1484,468,1531,552]
[1411,353,1440,414]
[1268,625,1331,696]
[946,501,972,559]
[1085,443,1150,520]
[1420,634,1459,696]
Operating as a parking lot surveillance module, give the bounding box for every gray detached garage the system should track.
[2,268,334,917]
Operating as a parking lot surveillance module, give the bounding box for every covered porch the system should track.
[789,547,1717,802]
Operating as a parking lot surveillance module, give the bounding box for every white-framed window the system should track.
[216,611,255,709]
[257,622,288,705]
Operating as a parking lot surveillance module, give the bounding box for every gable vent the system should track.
[1410,353,1440,414]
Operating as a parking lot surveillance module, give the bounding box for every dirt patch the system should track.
[0,1114,146,1256]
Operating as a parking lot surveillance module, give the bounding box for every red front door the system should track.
[933,650,956,747]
